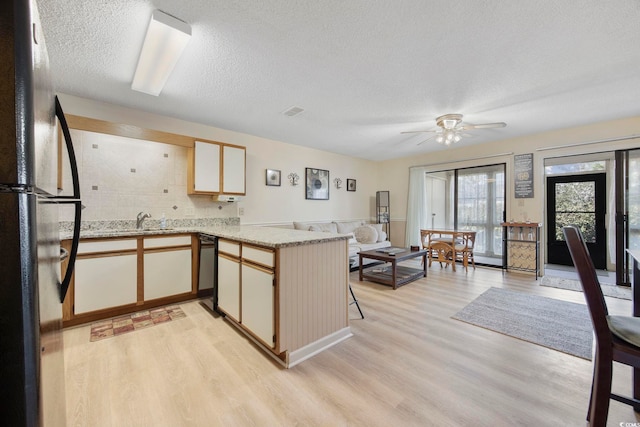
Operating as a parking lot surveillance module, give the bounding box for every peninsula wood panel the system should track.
[278,240,348,352]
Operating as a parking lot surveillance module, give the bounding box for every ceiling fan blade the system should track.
[461,133,474,138]
[401,129,437,134]
[416,134,438,145]
[462,122,507,130]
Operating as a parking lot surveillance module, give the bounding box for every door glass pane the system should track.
[457,165,504,259]
[554,181,596,242]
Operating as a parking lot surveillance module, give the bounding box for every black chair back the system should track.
[563,225,612,352]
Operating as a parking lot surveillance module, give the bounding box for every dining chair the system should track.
[454,231,476,271]
[421,229,456,270]
[563,225,640,426]
[427,241,456,271]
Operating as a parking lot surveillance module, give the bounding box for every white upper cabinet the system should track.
[188,140,245,195]
[190,141,220,193]
[222,145,246,194]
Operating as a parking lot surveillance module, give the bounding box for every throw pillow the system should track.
[335,220,365,234]
[354,225,378,244]
[309,223,338,233]
[293,221,310,231]
[378,231,387,242]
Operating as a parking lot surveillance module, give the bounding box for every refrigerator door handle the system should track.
[56,96,81,303]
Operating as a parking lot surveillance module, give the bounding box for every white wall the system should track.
[58,94,380,226]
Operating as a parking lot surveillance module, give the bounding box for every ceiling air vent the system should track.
[282,106,304,117]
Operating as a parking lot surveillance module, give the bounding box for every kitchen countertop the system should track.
[61,223,349,249]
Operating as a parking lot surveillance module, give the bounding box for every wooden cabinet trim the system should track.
[66,114,194,147]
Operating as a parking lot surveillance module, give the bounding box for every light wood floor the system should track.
[63,263,640,426]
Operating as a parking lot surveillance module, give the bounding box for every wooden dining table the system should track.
[420,229,476,271]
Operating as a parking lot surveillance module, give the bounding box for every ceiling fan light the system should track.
[446,131,454,141]
[436,134,444,144]
[443,119,457,129]
[454,134,462,142]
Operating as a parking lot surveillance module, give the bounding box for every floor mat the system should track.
[89,305,186,342]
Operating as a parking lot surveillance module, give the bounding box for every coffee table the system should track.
[358,248,427,289]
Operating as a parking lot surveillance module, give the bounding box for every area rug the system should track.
[452,288,593,360]
[89,305,186,342]
[540,275,632,300]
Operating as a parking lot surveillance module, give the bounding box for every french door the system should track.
[615,149,640,285]
[546,173,607,269]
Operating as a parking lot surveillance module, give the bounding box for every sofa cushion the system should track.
[309,223,338,233]
[370,223,390,242]
[335,220,365,234]
[293,221,310,231]
[354,225,378,244]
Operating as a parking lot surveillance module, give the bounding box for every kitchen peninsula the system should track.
[60,220,352,367]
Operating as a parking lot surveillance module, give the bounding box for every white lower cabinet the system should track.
[74,253,137,314]
[241,263,274,346]
[64,234,196,326]
[144,249,192,300]
[217,254,240,321]
[216,240,276,348]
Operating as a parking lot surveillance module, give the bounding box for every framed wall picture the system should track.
[266,169,281,186]
[347,178,356,192]
[305,168,330,200]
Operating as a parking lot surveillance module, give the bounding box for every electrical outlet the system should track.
[239,207,245,216]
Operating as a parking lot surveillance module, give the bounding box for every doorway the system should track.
[546,173,607,269]
[425,163,505,266]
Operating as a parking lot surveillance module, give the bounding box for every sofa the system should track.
[293,220,391,270]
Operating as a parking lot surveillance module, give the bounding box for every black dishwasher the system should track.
[198,234,218,312]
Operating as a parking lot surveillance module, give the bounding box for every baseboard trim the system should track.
[286,327,353,368]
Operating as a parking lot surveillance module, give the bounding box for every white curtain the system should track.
[405,167,428,247]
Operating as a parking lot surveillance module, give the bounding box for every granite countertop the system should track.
[60,219,348,249]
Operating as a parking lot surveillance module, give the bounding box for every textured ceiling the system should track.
[38,0,640,161]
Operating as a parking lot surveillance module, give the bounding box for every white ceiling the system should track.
[38,0,640,161]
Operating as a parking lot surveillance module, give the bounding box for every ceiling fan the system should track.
[402,113,506,146]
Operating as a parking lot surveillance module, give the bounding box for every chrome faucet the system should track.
[136,211,151,229]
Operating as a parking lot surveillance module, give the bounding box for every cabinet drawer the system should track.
[243,245,275,268]
[78,239,137,254]
[219,239,240,257]
[144,236,192,248]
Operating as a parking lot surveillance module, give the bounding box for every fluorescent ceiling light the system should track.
[131,10,191,96]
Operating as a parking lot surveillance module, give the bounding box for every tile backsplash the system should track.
[59,129,238,222]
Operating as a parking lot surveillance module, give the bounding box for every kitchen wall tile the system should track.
[66,130,234,221]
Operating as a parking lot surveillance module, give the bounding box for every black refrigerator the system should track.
[1,1,82,426]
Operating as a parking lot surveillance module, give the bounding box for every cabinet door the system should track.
[74,254,137,314]
[241,263,274,347]
[222,145,245,194]
[218,254,240,320]
[194,141,220,193]
[144,249,192,300]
